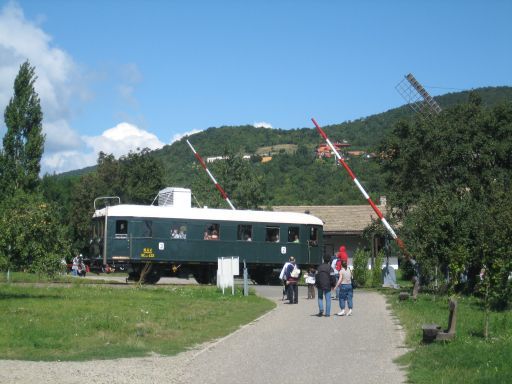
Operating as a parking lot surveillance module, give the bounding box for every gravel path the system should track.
[0,286,407,384]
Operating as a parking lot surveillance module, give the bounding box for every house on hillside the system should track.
[316,141,350,158]
[272,198,395,267]
[346,150,366,157]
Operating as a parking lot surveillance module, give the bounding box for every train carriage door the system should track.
[287,225,302,262]
[130,220,154,260]
[111,219,130,259]
[307,225,320,265]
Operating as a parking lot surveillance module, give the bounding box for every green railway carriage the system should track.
[89,202,323,284]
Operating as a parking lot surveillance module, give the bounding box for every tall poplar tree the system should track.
[1,60,45,198]
[0,62,71,274]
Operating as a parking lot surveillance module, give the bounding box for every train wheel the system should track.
[127,264,161,284]
[251,267,279,285]
[143,271,161,284]
[250,269,270,285]
[194,267,216,285]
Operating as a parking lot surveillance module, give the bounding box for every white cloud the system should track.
[43,119,83,152]
[83,122,165,158]
[253,121,273,129]
[118,63,142,106]
[44,122,166,174]
[121,63,143,84]
[41,150,97,175]
[0,2,78,122]
[0,1,84,173]
[0,3,179,175]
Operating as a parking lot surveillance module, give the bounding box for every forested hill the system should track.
[56,86,512,206]
[153,86,512,163]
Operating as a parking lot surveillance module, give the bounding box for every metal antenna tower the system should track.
[395,73,442,120]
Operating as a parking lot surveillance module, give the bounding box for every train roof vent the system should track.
[158,187,191,208]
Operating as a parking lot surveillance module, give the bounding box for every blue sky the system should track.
[0,0,511,174]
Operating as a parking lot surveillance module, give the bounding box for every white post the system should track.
[231,257,235,296]
[221,257,225,295]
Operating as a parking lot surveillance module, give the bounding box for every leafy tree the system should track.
[379,94,512,218]
[0,61,44,198]
[68,172,101,253]
[475,186,512,310]
[119,148,165,204]
[190,149,265,210]
[95,152,122,197]
[216,150,265,209]
[0,61,69,275]
[399,189,478,289]
[68,149,165,253]
[379,95,512,310]
[0,191,71,275]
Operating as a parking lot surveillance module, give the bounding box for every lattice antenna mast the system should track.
[186,140,236,210]
[396,73,442,120]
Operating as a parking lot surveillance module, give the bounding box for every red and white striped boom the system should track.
[186,140,236,210]
[311,118,407,252]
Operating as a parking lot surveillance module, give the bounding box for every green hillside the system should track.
[49,86,512,208]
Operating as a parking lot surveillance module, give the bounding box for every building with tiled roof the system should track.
[272,201,388,261]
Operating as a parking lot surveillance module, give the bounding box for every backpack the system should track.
[351,270,357,289]
[290,266,301,278]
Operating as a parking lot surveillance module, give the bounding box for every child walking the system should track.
[305,267,316,299]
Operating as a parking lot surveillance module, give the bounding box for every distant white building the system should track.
[206,155,251,163]
[206,156,227,163]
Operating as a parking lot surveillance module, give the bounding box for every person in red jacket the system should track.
[337,245,348,264]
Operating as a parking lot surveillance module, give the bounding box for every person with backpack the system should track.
[315,254,335,317]
[284,256,300,304]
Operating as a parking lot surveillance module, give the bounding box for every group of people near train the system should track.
[280,245,354,317]
[71,254,87,277]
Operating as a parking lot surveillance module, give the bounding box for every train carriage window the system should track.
[171,223,187,239]
[237,225,252,241]
[265,226,280,243]
[309,226,318,246]
[115,220,128,239]
[204,223,220,240]
[143,220,153,238]
[288,226,300,243]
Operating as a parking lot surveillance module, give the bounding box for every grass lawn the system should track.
[0,271,125,285]
[386,289,512,383]
[0,280,274,361]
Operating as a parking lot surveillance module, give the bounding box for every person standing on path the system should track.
[315,254,333,317]
[279,257,292,301]
[330,254,339,300]
[305,267,316,299]
[334,261,353,316]
[285,257,300,304]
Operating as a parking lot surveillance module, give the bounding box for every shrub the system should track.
[370,251,384,288]
[352,248,369,287]
[0,191,71,276]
